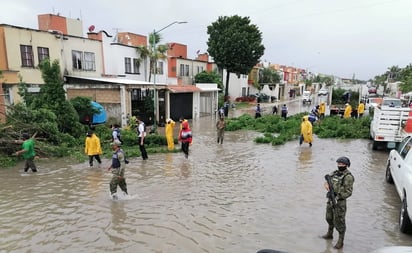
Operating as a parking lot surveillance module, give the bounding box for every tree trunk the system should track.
[225,71,230,97]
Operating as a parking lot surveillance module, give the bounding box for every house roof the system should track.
[65,75,166,86]
[168,85,202,93]
[195,83,221,92]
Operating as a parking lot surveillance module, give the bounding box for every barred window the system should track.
[84,52,95,71]
[20,45,34,67]
[185,64,190,76]
[157,61,164,74]
[72,50,83,70]
[179,64,185,76]
[37,47,49,63]
[125,57,132,73]
[133,58,140,74]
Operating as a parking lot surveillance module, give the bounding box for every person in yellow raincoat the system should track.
[165,118,175,150]
[357,101,365,118]
[319,102,326,119]
[343,103,352,118]
[84,130,102,167]
[300,115,313,147]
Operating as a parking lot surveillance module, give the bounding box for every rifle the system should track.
[325,174,337,208]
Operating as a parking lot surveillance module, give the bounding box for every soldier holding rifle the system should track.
[322,156,354,249]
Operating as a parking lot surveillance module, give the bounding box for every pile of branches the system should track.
[0,123,48,157]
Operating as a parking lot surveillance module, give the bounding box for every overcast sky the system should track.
[1,0,411,80]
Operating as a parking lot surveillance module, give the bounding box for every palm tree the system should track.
[386,65,401,82]
[135,32,168,82]
[136,45,150,81]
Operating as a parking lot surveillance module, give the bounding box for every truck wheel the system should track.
[372,141,379,150]
[400,198,412,234]
[385,163,394,184]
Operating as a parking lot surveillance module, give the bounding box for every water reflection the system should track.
[297,146,313,170]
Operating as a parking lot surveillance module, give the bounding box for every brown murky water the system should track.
[1,101,411,253]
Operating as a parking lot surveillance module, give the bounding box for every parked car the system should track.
[250,93,276,103]
[318,88,329,96]
[385,135,412,233]
[381,98,402,108]
[369,87,377,94]
[302,90,312,104]
[371,246,412,253]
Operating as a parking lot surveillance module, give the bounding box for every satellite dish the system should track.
[88,25,95,32]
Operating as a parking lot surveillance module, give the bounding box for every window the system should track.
[83,52,95,71]
[179,64,185,76]
[196,66,204,74]
[185,64,190,76]
[157,61,164,74]
[2,86,11,106]
[397,136,411,154]
[72,51,95,71]
[20,45,34,67]
[37,47,49,63]
[72,50,83,70]
[125,57,131,73]
[133,58,140,74]
[400,140,412,159]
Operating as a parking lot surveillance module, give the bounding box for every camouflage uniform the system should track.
[323,168,354,249]
[325,169,354,233]
[110,149,127,196]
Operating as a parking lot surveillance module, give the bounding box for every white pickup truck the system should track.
[302,91,312,105]
[369,98,412,150]
[385,135,412,233]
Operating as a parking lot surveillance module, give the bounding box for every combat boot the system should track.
[333,232,344,249]
[321,226,333,239]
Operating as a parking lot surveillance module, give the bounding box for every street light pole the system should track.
[151,21,187,133]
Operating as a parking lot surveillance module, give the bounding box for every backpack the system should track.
[118,149,129,164]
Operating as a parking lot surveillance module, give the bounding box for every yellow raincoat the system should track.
[319,102,326,116]
[301,116,313,144]
[343,104,352,118]
[84,133,102,156]
[165,119,175,150]
[357,102,365,116]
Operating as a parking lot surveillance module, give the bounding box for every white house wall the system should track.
[222,69,249,99]
[61,36,103,78]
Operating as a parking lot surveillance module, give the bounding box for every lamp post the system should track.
[151,21,187,133]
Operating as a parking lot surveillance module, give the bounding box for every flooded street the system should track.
[1,108,411,253]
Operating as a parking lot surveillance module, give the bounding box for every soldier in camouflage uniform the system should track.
[321,156,354,249]
[107,140,128,200]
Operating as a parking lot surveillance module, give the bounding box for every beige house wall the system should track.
[1,25,103,106]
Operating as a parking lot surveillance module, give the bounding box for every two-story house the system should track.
[0,13,220,126]
[0,14,103,123]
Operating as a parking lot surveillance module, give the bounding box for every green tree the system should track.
[70,96,100,124]
[17,77,36,106]
[33,59,82,136]
[399,64,412,92]
[207,15,265,97]
[136,32,168,82]
[320,76,334,86]
[195,70,223,90]
[136,45,150,81]
[259,67,281,84]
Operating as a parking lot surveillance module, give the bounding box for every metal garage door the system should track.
[170,93,193,120]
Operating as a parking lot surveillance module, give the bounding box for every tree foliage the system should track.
[374,64,412,93]
[259,67,281,84]
[207,15,265,96]
[136,32,168,82]
[70,96,100,124]
[225,112,371,146]
[12,59,83,139]
[195,71,223,90]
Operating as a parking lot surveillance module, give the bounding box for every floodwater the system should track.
[1,102,411,253]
